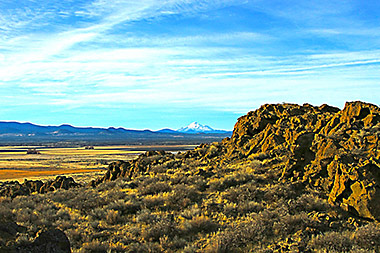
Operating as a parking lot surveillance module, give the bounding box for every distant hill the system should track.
[0,121,232,145]
[156,128,178,134]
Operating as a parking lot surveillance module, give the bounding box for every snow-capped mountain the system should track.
[177,122,229,134]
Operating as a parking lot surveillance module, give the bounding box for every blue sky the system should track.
[0,0,379,130]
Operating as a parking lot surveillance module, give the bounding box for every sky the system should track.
[0,0,379,130]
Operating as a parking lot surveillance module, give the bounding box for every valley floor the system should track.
[0,145,195,182]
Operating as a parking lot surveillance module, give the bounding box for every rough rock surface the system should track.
[90,150,175,186]
[0,176,80,198]
[93,101,380,221]
[226,101,380,220]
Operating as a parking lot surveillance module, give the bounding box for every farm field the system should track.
[0,145,196,182]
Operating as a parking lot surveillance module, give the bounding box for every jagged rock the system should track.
[0,176,81,198]
[225,101,380,220]
[90,151,175,186]
[90,101,380,221]
[41,176,79,192]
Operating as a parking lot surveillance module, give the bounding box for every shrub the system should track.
[105,210,121,225]
[236,201,264,215]
[272,213,310,236]
[180,205,201,220]
[109,241,128,252]
[142,194,165,210]
[138,181,171,196]
[14,234,32,247]
[0,205,13,221]
[221,182,263,203]
[56,209,71,221]
[308,231,353,252]
[166,184,201,210]
[204,219,264,252]
[80,239,108,253]
[136,209,157,224]
[290,193,329,213]
[208,172,255,191]
[141,217,177,242]
[181,215,219,235]
[107,199,141,215]
[353,223,380,250]
[89,207,106,221]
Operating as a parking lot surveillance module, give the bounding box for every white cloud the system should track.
[0,0,379,121]
[309,28,380,37]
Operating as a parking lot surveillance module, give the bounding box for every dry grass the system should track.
[0,145,193,182]
[1,155,378,252]
[0,169,103,181]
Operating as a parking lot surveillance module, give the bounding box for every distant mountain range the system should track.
[0,121,232,145]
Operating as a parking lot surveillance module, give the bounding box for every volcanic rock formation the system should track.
[90,150,175,186]
[225,101,380,220]
[0,176,81,198]
[94,101,380,221]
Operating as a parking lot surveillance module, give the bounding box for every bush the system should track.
[353,223,380,250]
[138,181,171,196]
[106,199,141,215]
[80,239,108,253]
[166,184,201,209]
[141,217,177,242]
[0,205,13,221]
[272,213,310,236]
[208,172,255,191]
[290,193,329,213]
[308,231,353,252]
[187,216,218,234]
[105,210,121,225]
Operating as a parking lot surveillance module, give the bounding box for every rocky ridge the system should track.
[225,101,380,220]
[95,101,380,221]
[0,176,81,198]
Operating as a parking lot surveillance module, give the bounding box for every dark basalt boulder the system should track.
[24,229,71,253]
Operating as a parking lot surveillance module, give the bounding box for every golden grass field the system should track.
[0,145,196,182]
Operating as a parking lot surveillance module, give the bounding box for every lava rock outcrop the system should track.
[93,101,380,221]
[0,176,80,198]
[225,101,380,220]
[90,150,175,186]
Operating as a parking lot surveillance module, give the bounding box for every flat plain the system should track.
[0,145,196,182]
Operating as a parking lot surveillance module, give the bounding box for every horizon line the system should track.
[0,120,233,132]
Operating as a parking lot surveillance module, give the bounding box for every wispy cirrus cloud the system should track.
[0,0,379,129]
